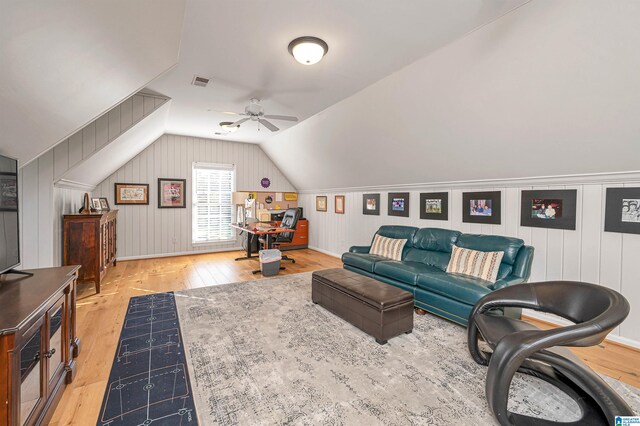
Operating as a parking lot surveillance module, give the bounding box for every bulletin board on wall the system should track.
[243,191,299,211]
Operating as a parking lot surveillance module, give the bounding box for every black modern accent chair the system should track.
[468,281,634,426]
[260,208,301,263]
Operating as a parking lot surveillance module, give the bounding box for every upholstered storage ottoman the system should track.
[311,268,414,344]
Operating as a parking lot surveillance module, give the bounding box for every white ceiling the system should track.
[262,0,640,191]
[0,0,185,166]
[149,0,529,143]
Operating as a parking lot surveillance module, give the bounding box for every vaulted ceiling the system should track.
[148,0,529,143]
[0,0,185,166]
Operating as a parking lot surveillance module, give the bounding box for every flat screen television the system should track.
[0,154,20,274]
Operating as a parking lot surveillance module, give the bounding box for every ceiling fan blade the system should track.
[231,117,249,126]
[222,111,246,116]
[263,114,298,122]
[259,119,279,132]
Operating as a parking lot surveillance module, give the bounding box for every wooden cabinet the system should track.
[275,219,308,250]
[63,210,117,293]
[0,266,81,426]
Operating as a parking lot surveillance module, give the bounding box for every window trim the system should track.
[191,162,236,246]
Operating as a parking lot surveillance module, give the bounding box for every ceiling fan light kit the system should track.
[219,121,240,133]
[288,36,328,65]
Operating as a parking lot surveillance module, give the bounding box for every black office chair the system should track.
[260,208,301,263]
[468,281,634,425]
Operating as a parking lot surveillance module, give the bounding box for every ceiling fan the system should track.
[225,98,298,132]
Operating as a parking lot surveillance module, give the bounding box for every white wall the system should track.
[93,134,296,259]
[262,0,640,191]
[299,174,640,347]
[18,92,167,268]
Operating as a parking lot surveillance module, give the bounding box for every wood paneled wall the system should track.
[299,179,640,346]
[93,134,296,259]
[19,92,168,268]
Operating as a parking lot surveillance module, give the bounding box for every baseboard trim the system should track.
[117,246,243,261]
[308,246,341,259]
[523,311,640,351]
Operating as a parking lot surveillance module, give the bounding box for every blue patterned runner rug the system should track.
[97,292,198,425]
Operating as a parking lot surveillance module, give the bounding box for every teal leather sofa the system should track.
[342,226,534,326]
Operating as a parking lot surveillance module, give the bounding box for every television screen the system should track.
[0,154,19,274]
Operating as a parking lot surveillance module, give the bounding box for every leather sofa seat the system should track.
[343,226,535,326]
[342,252,388,273]
[416,271,493,306]
[374,261,441,285]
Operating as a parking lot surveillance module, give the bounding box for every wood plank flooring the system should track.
[49,249,639,425]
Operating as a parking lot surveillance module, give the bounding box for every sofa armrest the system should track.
[349,245,371,254]
[492,276,524,290]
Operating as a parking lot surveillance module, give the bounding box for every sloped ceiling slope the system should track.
[261,0,640,191]
[0,0,186,166]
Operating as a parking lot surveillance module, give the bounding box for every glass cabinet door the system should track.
[46,297,66,392]
[20,321,45,426]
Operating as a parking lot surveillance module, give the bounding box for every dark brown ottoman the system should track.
[311,268,414,344]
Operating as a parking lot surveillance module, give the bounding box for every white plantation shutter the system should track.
[192,163,235,244]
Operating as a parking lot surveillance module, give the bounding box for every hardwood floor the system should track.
[49,249,639,425]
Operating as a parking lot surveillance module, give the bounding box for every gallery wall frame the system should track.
[158,178,187,208]
[419,192,448,221]
[388,192,410,217]
[521,189,577,230]
[335,195,345,214]
[462,191,501,224]
[316,195,328,212]
[114,183,149,205]
[605,187,640,235]
[363,193,380,215]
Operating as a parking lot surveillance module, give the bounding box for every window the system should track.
[192,162,235,244]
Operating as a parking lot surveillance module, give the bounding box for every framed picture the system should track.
[463,191,501,224]
[605,187,640,234]
[114,183,149,205]
[90,198,102,211]
[388,192,410,217]
[316,195,327,212]
[363,193,380,215]
[99,197,110,211]
[0,173,18,211]
[158,178,186,208]
[335,195,345,214]
[419,192,448,221]
[521,189,577,230]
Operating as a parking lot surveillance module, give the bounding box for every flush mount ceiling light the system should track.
[288,36,328,65]
[219,121,240,133]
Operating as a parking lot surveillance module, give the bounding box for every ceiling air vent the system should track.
[191,75,211,87]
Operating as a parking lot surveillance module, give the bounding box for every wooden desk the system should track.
[230,223,291,261]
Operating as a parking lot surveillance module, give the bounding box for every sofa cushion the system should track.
[416,270,493,306]
[403,249,451,271]
[375,226,419,250]
[370,235,407,261]
[374,261,441,286]
[456,234,524,265]
[411,228,461,253]
[446,245,504,283]
[341,252,388,273]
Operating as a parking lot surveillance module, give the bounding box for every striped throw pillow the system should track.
[369,234,407,261]
[446,245,504,283]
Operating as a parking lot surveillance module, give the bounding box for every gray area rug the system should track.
[174,272,640,425]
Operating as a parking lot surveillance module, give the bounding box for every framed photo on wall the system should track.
[419,192,448,221]
[158,178,186,208]
[316,195,327,212]
[335,195,345,214]
[114,183,149,205]
[605,187,640,234]
[363,193,380,215]
[521,189,577,230]
[462,191,501,224]
[388,192,410,217]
